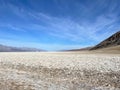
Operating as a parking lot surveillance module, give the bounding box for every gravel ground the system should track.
[0,52,120,90]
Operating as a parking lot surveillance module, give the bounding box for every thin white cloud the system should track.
[0,23,26,32]
[28,12,119,43]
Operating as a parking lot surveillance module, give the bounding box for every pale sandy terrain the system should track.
[0,52,120,90]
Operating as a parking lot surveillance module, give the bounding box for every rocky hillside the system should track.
[91,31,120,50]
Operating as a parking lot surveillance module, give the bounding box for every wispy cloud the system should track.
[28,11,120,43]
[0,23,26,32]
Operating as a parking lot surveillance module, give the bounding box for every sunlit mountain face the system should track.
[0,0,120,51]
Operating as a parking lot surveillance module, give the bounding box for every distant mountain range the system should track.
[0,44,44,52]
[64,47,93,51]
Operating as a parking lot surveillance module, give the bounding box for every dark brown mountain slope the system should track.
[90,31,120,50]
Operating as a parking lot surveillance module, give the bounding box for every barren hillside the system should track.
[91,31,120,50]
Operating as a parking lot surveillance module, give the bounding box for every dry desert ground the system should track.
[0,51,120,90]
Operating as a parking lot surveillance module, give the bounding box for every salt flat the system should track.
[0,52,120,90]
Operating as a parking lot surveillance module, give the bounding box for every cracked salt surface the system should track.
[0,52,120,90]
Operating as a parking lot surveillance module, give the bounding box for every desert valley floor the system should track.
[0,52,120,90]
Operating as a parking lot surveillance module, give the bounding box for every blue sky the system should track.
[0,0,120,51]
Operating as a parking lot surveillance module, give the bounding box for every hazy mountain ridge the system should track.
[0,44,43,52]
[64,47,93,51]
